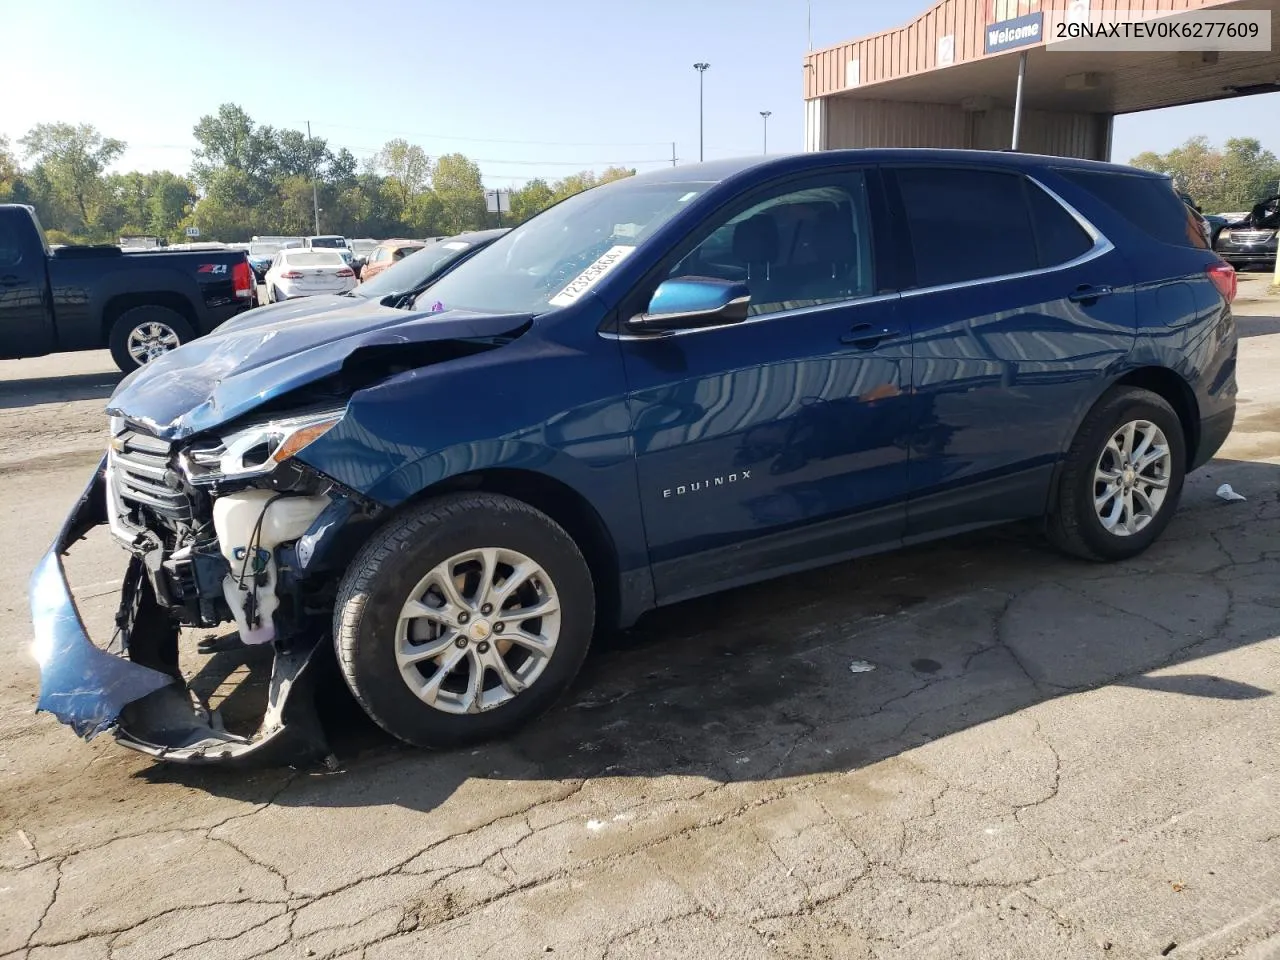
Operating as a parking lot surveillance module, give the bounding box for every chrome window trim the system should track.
[601,291,901,342]
[897,175,1114,301]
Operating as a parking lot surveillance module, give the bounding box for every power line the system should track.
[302,120,673,149]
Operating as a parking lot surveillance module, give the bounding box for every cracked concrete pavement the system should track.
[2,274,1279,960]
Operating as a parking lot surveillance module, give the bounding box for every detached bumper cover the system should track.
[29,457,328,766]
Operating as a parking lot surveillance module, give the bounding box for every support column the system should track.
[1011,52,1028,150]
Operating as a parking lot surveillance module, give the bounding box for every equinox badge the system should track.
[663,470,752,499]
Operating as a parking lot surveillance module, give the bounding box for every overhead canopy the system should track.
[805,0,1280,116]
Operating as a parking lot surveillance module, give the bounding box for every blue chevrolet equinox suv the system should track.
[31,150,1238,763]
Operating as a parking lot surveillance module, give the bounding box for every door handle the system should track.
[1067,284,1114,303]
[841,323,897,349]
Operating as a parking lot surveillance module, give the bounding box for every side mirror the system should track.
[627,277,751,334]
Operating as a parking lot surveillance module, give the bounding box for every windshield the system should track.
[351,239,378,256]
[309,237,347,249]
[354,238,478,299]
[418,180,705,315]
[283,251,345,267]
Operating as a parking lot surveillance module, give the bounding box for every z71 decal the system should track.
[196,263,228,274]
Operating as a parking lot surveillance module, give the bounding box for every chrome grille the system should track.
[1228,230,1275,243]
[110,430,193,521]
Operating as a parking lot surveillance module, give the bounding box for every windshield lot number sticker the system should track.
[549,245,636,307]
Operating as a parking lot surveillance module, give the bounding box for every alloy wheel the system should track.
[394,547,561,714]
[1093,419,1172,537]
[126,321,181,364]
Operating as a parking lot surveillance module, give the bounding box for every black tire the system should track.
[271,286,283,304]
[108,305,195,373]
[1047,386,1186,561]
[334,493,596,749]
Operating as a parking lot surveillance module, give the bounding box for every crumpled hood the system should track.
[107,299,531,440]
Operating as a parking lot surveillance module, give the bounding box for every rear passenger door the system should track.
[884,165,1136,538]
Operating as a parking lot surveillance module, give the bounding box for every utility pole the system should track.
[760,111,772,154]
[306,120,320,234]
[693,63,710,162]
[671,141,677,167]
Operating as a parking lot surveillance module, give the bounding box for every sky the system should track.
[3,0,1277,187]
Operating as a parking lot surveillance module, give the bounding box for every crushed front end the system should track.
[30,411,375,765]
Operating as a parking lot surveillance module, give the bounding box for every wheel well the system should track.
[101,293,199,344]
[404,468,622,631]
[1114,366,1200,467]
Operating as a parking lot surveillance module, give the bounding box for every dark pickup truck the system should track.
[0,204,255,371]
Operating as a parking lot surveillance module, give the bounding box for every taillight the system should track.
[336,268,355,278]
[232,259,254,299]
[1206,261,1237,304]
[281,270,303,279]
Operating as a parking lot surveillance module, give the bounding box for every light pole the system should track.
[693,62,710,162]
[306,120,320,235]
[760,111,772,154]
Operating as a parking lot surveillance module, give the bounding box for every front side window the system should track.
[666,173,876,317]
[894,167,1041,288]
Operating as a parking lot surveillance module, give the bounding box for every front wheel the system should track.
[334,493,596,749]
[108,306,195,372]
[1048,386,1186,561]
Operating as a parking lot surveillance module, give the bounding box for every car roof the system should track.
[627,150,1167,188]
[377,238,424,248]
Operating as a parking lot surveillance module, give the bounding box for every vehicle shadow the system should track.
[141,457,1280,814]
[0,370,124,410]
[1234,314,1280,340]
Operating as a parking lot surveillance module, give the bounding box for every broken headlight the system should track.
[179,410,343,486]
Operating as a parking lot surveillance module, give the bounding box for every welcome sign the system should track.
[985,11,1044,53]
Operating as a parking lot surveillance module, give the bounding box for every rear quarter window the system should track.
[1056,170,1209,250]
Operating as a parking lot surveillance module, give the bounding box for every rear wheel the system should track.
[1048,386,1186,561]
[108,306,195,372]
[334,493,595,749]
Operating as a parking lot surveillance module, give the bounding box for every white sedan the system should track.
[264,249,357,302]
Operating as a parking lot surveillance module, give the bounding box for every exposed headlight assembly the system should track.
[179,410,343,485]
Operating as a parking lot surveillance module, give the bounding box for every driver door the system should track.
[618,167,910,604]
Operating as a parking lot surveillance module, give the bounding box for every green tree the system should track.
[19,122,126,233]
[377,139,431,213]
[510,178,555,223]
[432,153,487,232]
[190,104,276,197]
[598,166,636,184]
[1221,138,1280,209]
[404,189,444,237]
[145,171,195,238]
[0,135,21,203]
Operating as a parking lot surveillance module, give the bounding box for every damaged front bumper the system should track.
[30,457,329,765]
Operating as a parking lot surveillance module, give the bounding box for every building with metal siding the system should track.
[804,0,1280,161]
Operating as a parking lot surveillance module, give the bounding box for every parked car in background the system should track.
[349,238,378,275]
[352,228,509,306]
[264,248,356,302]
[359,238,426,281]
[247,237,303,281]
[31,151,1238,764]
[0,203,254,371]
[303,234,355,268]
[1214,195,1279,269]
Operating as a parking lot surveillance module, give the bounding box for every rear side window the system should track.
[1057,170,1209,250]
[1026,182,1094,266]
[894,168,1039,287]
[0,217,24,268]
